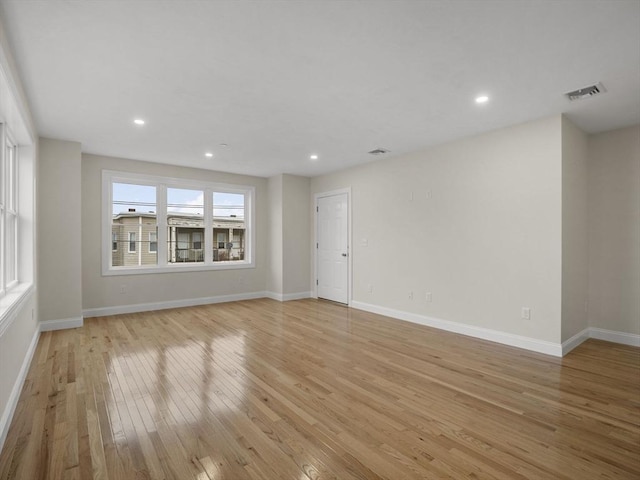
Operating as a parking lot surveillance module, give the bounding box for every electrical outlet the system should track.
[367,284,373,294]
[120,285,126,294]
[426,190,433,200]
[408,291,413,300]
[521,307,531,320]
[425,292,432,302]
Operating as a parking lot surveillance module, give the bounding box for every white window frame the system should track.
[0,127,18,297]
[102,170,255,275]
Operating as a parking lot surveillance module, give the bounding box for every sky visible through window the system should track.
[112,183,244,218]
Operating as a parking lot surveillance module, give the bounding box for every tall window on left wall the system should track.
[0,126,18,297]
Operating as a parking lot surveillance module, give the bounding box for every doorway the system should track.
[315,190,350,304]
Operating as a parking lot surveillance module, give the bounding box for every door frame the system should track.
[313,187,352,305]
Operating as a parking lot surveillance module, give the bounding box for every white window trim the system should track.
[1,126,19,296]
[102,170,255,276]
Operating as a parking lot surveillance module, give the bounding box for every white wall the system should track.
[0,293,37,443]
[267,174,311,298]
[38,138,83,323]
[282,175,310,296]
[587,125,640,335]
[81,154,268,312]
[267,174,283,295]
[311,115,563,344]
[561,117,589,341]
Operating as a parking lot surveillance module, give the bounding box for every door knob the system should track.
[341,253,348,257]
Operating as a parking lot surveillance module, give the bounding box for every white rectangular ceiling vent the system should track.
[565,82,606,101]
[368,148,390,155]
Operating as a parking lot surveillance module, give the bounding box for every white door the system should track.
[317,193,348,304]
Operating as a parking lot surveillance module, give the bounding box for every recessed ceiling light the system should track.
[133,118,145,125]
[219,143,229,148]
[475,95,489,104]
[205,152,213,158]
[310,154,319,160]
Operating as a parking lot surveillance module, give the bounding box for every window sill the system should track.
[102,261,255,276]
[0,282,35,337]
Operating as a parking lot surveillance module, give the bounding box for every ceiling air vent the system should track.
[368,148,390,155]
[565,82,606,101]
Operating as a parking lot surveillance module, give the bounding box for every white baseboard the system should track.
[0,327,39,453]
[265,291,312,302]
[561,328,590,355]
[589,327,640,347]
[82,291,267,318]
[351,301,564,357]
[40,316,84,332]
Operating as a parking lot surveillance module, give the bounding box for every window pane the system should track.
[168,188,204,263]
[5,213,16,284]
[213,192,245,262]
[128,232,136,252]
[6,144,16,211]
[0,208,4,291]
[112,183,157,267]
[149,231,157,253]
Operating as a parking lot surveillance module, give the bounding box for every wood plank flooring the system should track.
[1,298,638,479]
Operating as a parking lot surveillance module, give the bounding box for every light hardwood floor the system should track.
[0,298,638,479]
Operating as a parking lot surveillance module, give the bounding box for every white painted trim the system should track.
[282,291,312,301]
[83,291,267,318]
[351,300,563,357]
[0,326,39,453]
[265,291,312,302]
[0,283,34,337]
[589,327,640,347]
[561,328,590,355]
[40,316,84,332]
[313,187,352,305]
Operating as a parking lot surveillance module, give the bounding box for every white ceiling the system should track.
[1,0,639,178]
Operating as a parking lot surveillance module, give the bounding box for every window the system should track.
[111,182,157,267]
[213,191,245,262]
[192,232,202,250]
[217,232,226,249]
[149,231,157,253]
[167,187,204,264]
[103,171,255,275]
[0,130,18,296]
[128,232,136,253]
[0,67,37,331]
